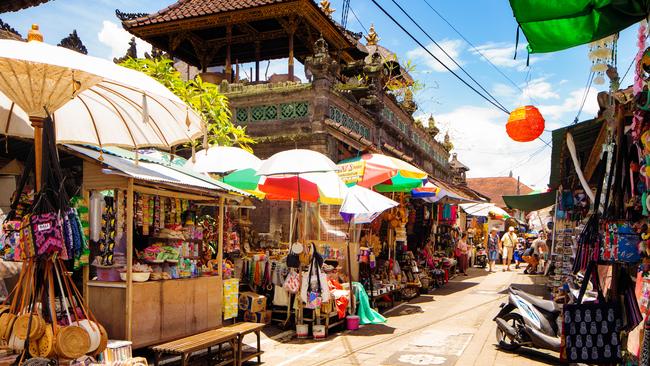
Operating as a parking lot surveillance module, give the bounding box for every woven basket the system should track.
[55,325,89,359]
[29,324,54,358]
[14,314,44,340]
[94,323,108,356]
[0,313,16,341]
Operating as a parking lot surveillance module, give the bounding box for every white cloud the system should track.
[406,39,464,73]
[538,86,599,123]
[472,42,539,71]
[436,105,551,186]
[97,20,151,60]
[492,77,559,106]
[522,78,560,101]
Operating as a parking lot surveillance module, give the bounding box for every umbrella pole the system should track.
[346,220,355,315]
[30,117,45,190]
[289,198,294,244]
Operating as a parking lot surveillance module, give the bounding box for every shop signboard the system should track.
[338,160,366,185]
[488,219,505,232]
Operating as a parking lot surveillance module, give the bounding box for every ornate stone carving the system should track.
[58,30,87,54]
[0,19,21,40]
[400,88,417,115]
[304,36,338,81]
[365,24,380,46]
[426,114,439,139]
[115,9,148,21]
[319,0,335,17]
[113,37,137,63]
[145,47,168,60]
[443,131,453,151]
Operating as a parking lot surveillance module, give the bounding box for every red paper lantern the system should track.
[506,105,545,142]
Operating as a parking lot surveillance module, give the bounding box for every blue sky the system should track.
[2,0,639,188]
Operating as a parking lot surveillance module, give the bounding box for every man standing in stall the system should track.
[499,226,517,272]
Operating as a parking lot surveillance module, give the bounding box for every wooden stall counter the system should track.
[88,276,223,349]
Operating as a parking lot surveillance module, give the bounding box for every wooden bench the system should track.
[151,329,239,366]
[223,322,265,366]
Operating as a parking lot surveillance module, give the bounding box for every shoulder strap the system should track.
[577,260,606,304]
[6,147,34,220]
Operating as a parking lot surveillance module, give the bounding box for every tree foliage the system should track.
[120,57,255,151]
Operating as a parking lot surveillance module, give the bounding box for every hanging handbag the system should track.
[562,261,622,364]
[286,243,300,269]
[282,269,300,294]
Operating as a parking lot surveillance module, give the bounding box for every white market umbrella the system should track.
[186,146,261,174]
[257,149,339,176]
[338,185,398,316]
[339,185,398,224]
[0,32,204,186]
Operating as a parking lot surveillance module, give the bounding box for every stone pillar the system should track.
[288,30,295,80]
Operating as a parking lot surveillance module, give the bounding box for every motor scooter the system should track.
[474,244,487,268]
[493,283,595,352]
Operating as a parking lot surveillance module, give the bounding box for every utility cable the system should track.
[350,7,368,34]
[391,0,511,114]
[421,0,529,97]
[370,0,511,115]
[574,72,594,124]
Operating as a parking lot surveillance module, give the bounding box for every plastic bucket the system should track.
[312,325,326,340]
[346,315,360,330]
[296,324,309,339]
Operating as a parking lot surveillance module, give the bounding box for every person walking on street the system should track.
[457,232,470,276]
[500,226,517,271]
[486,227,499,272]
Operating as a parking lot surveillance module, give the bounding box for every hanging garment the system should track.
[352,282,386,325]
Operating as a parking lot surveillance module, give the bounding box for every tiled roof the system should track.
[466,177,533,208]
[0,0,50,13]
[123,0,293,27]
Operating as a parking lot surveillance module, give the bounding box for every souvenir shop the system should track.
[539,39,650,362]
[66,145,246,349]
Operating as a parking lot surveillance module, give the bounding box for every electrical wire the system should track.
[496,143,549,176]
[391,0,511,114]
[349,7,368,34]
[370,0,511,115]
[420,0,529,97]
[620,55,636,86]
[573,72,594,124]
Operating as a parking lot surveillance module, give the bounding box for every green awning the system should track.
[503,190,557,211]
[509,0,649,53]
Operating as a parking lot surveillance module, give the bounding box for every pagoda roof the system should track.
[119,0,364,68]
[0,0,50,13]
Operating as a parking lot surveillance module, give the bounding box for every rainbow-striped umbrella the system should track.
[338,153,427,192]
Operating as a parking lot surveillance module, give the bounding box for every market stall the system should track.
[69,146,248,349]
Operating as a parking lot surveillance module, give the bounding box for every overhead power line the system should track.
[391,0,511,114]
[419,0,530,99]
[370,0,511,115]
[350,7,368,33]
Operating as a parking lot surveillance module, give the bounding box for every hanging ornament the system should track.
[506,105,545,142]
[588,34,617,87]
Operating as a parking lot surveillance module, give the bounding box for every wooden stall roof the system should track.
[118,0,365,68]
[64,144,249,200]
[0,0,50,13]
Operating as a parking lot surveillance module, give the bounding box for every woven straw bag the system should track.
[55,325,90,359]
[14,313,45,340]
[29,323,54,358]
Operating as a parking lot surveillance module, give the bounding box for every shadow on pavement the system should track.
[384,304,424,317]
[408,294,435,304]
[347,323,397,337]
[499,283,550,298]
[495,343,561,364]
[433,281,480,295]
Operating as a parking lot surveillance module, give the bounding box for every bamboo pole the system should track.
[218,197,225,279]
[125,179,134,341]
[82,188,90,302]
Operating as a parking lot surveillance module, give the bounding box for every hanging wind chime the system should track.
[588,34,617,85]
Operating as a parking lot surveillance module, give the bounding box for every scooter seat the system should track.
[511,287,560,313]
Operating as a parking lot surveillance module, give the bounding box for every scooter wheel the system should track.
[496,312,523,351]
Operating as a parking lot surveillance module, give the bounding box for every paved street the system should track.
[237,265,559,366]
